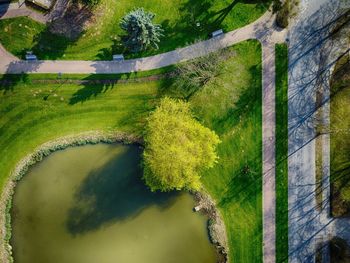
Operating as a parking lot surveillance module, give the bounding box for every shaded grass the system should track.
[0,0,270,60]
[330,55,350,217]
[275,43,288,262]
[0,40,263,262]
[0,65,175,82]
[330,237,350,262]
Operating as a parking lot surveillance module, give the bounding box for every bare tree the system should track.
[172,49,235,99]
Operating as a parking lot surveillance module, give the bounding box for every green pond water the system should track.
[10,144,217,263]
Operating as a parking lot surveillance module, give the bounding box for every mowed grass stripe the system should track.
[0,81,160,191]
[0,95,156,146]
[275,43,288,263]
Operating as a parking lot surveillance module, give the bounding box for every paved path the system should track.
[0,11,285,74]
[288,0,350,262]
[0,1,48,23]
[259,16,287,262]
[0,7,287,263]
[262,42,276,263]
[0,0,69,23]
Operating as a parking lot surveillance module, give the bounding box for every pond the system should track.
[10,143,217,263]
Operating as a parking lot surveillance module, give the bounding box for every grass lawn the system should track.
[0,78,161,193]
[330,55,350,217]
[0,0,270,60]
[0,40,263,262]
[175,40,263,262]
[275,44,288,262]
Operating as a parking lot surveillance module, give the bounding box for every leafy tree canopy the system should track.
[120,8,163,53]
[143,97,221,192]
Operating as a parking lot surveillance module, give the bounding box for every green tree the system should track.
[120,8,163,53]
[143,97,221,192]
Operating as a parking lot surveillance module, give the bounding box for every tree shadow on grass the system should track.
[26,28,72,60]
[65,145,178,235]
[176,0,270,36]
[96,39,124,60]
[0,72,29,94]
[114,0,269,59]
[18,2,95,60]
[211,64,262,135]
[209,1,240,29]
[0,60,43,94]
[218,158,261,209]
[68,72,136,105]
[330,132,350,217]
[68,80,119,105]
[156,0,222,50]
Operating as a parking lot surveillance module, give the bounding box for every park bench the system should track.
[211,29,224,38]
[113,54,124,61]
[25,52,37,61]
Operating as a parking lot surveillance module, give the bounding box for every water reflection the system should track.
[66,146,177,235]
[11,144,216,263]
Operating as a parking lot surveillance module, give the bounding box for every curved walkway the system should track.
[0,8,287,263]
[0,11,285,74]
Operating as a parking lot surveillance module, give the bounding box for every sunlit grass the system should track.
[0,0,270,60]
[0,40,263,262]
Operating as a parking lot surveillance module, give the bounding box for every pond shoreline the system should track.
[0,131,228,263]
[0,131,142,263]
[193,191,229,263]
